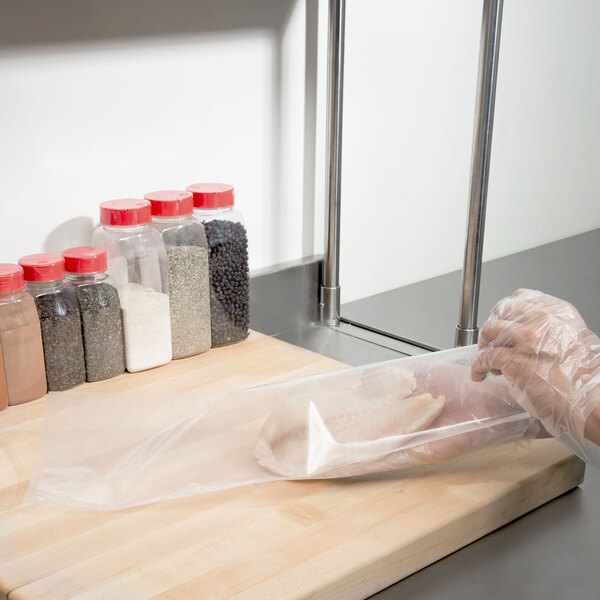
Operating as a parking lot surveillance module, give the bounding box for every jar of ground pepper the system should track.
[92,198,172,372]
[63,247,126,382]
[187,183,249,347]
[146,190,211,359]
[0,264,47,407]
[19,254,86,392]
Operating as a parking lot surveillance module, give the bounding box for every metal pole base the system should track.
[320,285,340,327]
[455,326,479,347]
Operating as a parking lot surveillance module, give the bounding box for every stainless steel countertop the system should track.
[342,229,600,350]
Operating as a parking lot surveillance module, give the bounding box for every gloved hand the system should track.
[471,289,600,465]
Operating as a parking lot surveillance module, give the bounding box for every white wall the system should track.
[1,0,598,301]
[0,0,308,271]
[339,0,600,303]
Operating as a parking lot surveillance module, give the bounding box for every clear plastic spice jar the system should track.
[92,198,172,372]
[0,264,47,407]
[63,247,126,382]
[146,190,211,359]
[187,183,249,347]
[19,254,86,392]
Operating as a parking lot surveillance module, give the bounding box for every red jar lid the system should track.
[0,264,25,293]
[19,254,66,282]
[186,183,235,209]
[99,198,152,226]
[62,246,108,274]
[145,190,194,217]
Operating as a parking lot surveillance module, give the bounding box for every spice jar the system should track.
[146,190,211,359]
[63,247,126,382]
[19,254,86,392]
[92,198,172,372]
[0,264,47,407]
[187,183,249,347]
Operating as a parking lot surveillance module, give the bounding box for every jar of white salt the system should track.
[92,198,172,372]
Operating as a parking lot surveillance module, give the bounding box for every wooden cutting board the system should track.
[0,331,585,600]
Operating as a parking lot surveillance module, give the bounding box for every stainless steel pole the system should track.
[455,0,504,346]
[320,0,346,326]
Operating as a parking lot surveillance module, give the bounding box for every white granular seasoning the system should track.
[117,283,172,372]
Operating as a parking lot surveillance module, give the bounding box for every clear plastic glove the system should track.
[471,289,600,466]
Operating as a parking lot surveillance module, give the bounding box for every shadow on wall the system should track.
[0,0,295,47]
[44,217,95,255]
[1,0,320,265]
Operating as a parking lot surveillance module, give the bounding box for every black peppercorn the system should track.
[203,219,250,347]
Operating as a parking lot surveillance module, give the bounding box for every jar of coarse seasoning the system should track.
[187,183,249,347]
[92,198,172,372]
[19,254,86,392]
[0,264,47,408]
[62,247,126,382]
[146,190,211,359]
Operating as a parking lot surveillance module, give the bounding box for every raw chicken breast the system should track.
[254,366,446,477]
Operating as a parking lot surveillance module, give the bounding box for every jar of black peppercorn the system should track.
[63,247,126,382]
[19,254,86,392]
[187,183,249,347]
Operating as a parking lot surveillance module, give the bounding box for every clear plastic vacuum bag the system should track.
[24,345,541,510]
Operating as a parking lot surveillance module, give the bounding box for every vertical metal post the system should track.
[320,0,346,326]
[455,0,504,346]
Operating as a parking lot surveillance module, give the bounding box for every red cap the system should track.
[0,264,25,293]
[62,246,107,274]
[145,190,194,217]
[99,198,152,226]
[186,183,235,209]
[18,254,66,282]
